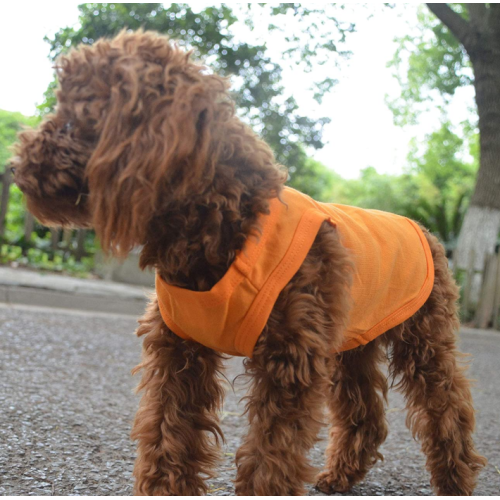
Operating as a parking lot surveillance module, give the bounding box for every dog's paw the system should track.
[315,470,353,494]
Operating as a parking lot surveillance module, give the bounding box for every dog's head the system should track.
[12,30,235,256]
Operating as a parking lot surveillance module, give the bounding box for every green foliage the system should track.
[406,122,477,244]
[385,4,480,250]
[249,3,355,101]
[0,220,96,277]
[4,184,25,242]
[387,5,472,125]
[0,110,95,275]
[1,5,479,276]
[39,3,357,172]
[0,109,39,170]
[0,110,40,247]
[36,79,58,117]
[336,166,416,213]
[0,107,477,273]
[0,243,94,277]
[2,3,358,276]
[287,157,343,202]
[0,110,38,244]
[322,122,477,247]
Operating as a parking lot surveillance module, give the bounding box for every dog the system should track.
[11,30,486,495]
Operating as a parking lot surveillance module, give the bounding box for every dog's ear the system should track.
[85,38,231,256]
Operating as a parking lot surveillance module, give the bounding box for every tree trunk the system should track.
[456,206,500,269]
[63,228,73,247]
[0,169,12,239]
[50,228,60,257]
[455,40,500,269]
[22,212,35,256]
[75,229,86,262]
[425,4,500,270]
[24,212,34,242]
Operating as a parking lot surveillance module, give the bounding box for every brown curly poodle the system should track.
[11,30,486,495]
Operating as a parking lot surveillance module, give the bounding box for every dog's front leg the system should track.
[234,318,331,495]
[235,221,350,495]
[131,298,225,495]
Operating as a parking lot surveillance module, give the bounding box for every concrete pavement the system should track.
[0,267,150,316]
[0,305,499,495]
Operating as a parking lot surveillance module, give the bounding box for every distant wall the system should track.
[94,249,155,287]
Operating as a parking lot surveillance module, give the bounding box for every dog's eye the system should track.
[62,121,73,133]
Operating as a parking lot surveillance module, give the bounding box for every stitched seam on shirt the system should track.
[235,209,327,355]
[155,198,282,307]
[353,218,434,347]
[237,198,282,270]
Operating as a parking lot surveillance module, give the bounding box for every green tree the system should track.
[288,157,343,202]
[389,4,500,269]
[41,3,356,196]
[338,167,409,214]
[334,167,430,231]
[0,109,38,169]
[335,123,477,247]
[387,6,472,126]
[0,110,39,243]
[406,123,477,246]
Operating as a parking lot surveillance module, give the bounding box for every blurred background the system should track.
[0,3,499,328]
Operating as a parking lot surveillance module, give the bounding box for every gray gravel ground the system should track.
[1,304,499,496]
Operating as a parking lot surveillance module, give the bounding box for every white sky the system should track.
[0,2,475,179]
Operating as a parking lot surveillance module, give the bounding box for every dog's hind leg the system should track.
[315,339,389,493]
[131,297,225,495]
[386,230,486,495]
[235,221,352,495]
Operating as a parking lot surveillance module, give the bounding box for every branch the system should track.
[426,3,473,51]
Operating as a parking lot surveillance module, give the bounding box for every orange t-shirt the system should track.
[156,187,434,357]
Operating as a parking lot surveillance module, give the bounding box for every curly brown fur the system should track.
[13,30,285,284]
[315,339,389,494]
[12,30,486,496]
[13,121,92,227]
[235,221,352,495]
[131,297,225,495]
[316,230,486,496]
[382,229,487,495]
